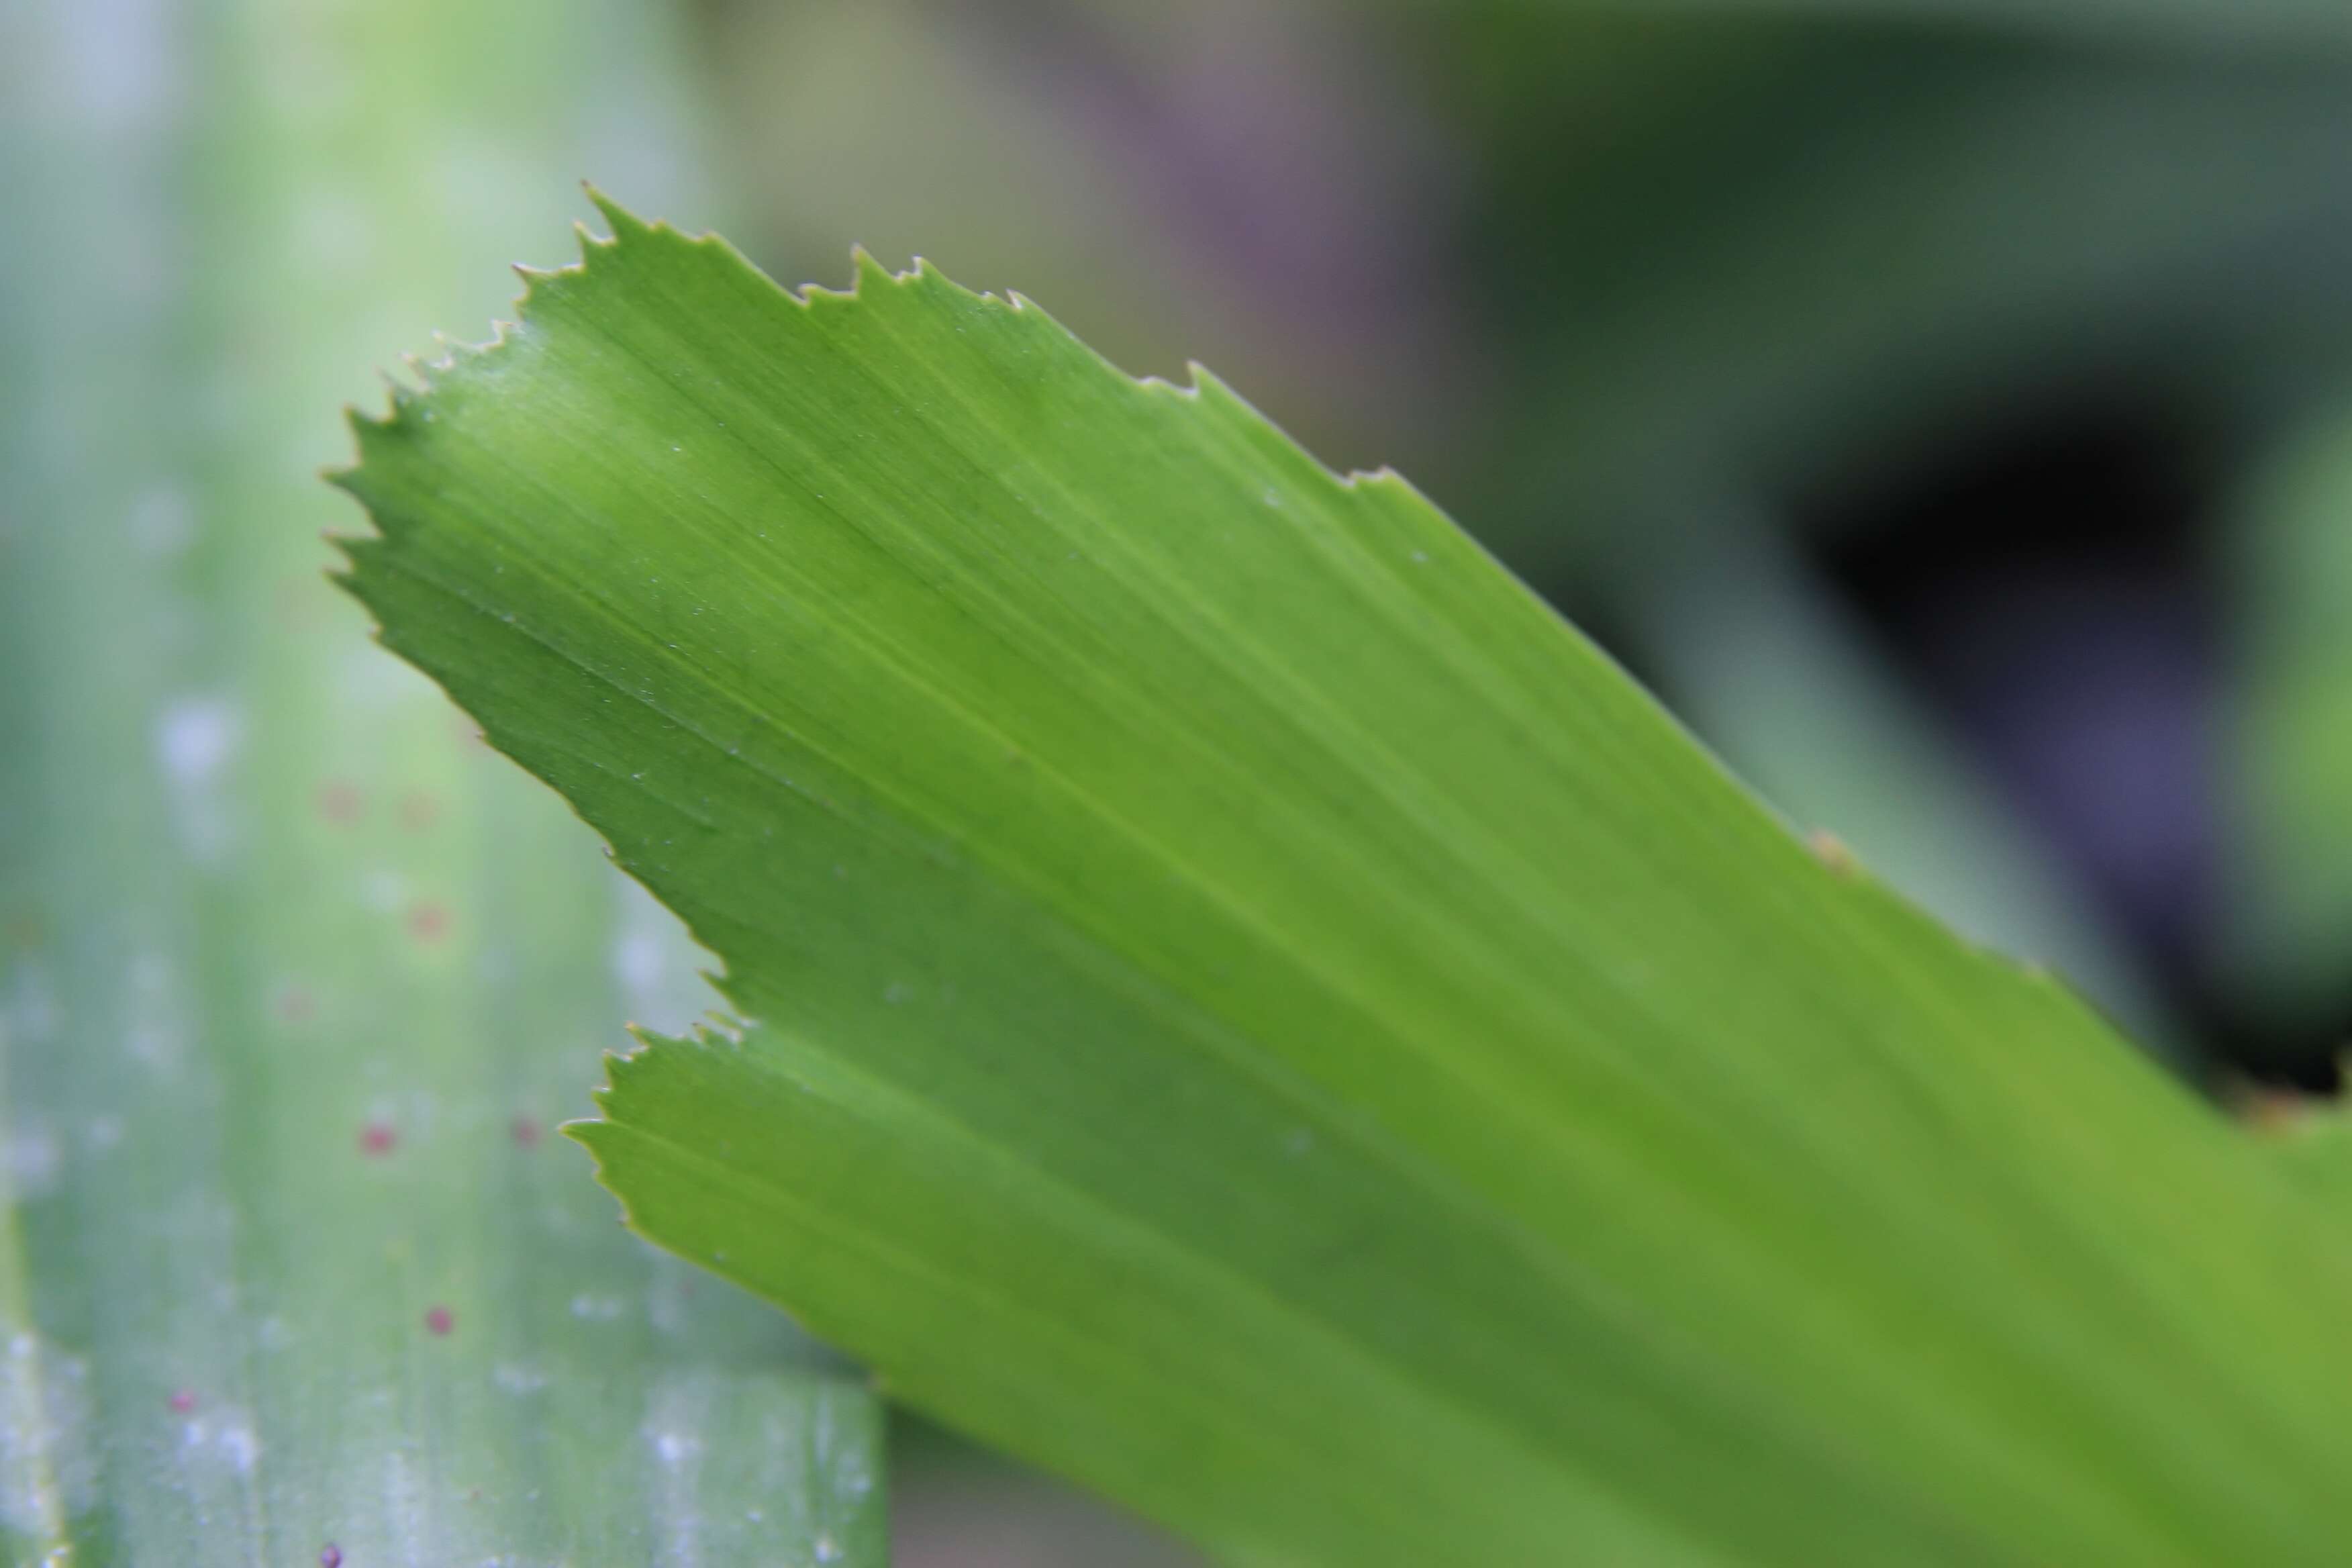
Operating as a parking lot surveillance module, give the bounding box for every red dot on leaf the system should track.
[315,781,363,826]
[359,1122,396,1157]
[168,1388,195,1414]
[405,902,450,943]
[425,1305,454,1336]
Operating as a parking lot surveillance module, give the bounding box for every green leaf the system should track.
[0,5,882,1561]
[334,199,2352,1565]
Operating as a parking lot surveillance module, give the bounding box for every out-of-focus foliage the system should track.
[2220,405,2352,1024]
[0,1,881,1561]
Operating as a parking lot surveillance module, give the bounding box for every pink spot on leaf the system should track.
[316,781,363,826]
[510,1116,541,1149]
[168,1388,195,1414]
[405,902,450,943]
[359,1122,396,1157]
[425,1305,454,1336]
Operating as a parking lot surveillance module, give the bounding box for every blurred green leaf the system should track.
[1439,21,2352,575]
[334,201,2352,1565]
[2216,400,2352,1025]
[1534,0,2352,50]
[0,3,881,1561]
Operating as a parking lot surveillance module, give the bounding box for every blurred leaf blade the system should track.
[0,1,883,1561]
[1449,23,2352,575]
[1535,0,2352,50]
[334,201,2352,1565]
[2216,399,2352,1027]
[0,1156,78,1565]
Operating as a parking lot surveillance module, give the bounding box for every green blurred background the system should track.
[17,0,2352,1561]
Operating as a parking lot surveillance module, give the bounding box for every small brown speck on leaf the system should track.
[2235,1084,2315,1133]
[1807,829,1859,878]
[316,781,363,825]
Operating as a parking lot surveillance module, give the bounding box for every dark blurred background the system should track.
[19,0,2352,1560]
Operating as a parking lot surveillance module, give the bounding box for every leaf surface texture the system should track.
[338,201,2352,1566]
